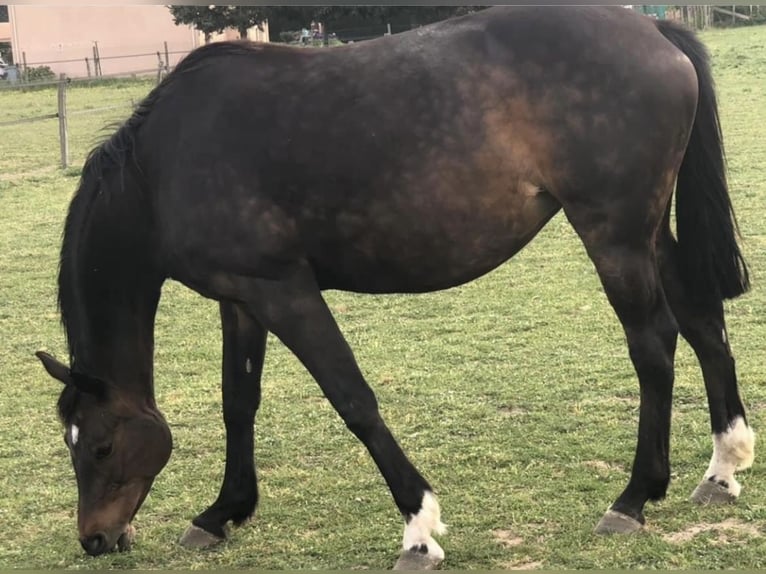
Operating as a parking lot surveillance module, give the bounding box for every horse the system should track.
[36,6,753,569]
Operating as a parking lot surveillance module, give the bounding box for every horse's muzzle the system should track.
[80,533,108,556]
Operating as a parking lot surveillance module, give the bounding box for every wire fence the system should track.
[2,42,190,87]
[0,26,387,166]
[0,74,162,171]
[0,28,388,171]
[0,34,394,171]
[4,8,764,173]
[0,40,195,163]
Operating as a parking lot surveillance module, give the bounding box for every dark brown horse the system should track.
[37,6,753,569]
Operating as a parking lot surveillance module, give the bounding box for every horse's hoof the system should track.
[393,547,443,570]
[179,524,226,549]
[594,510,643,535]
[116,524,136,552]
[690,479,737,505]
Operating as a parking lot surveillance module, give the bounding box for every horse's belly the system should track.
[309,184,561,293]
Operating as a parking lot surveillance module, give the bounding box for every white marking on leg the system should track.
[245,358,252,373]
[402,491,447,561]
[703,416,755,497]
[721,328,728,345]
[70,424,79,446]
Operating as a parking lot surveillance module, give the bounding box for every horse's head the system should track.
[36,352,172,556]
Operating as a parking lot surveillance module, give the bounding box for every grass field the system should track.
[1,24,765,570]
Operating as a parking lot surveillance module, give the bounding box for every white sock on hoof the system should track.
[704,416,755,497]
[402,491,447,560]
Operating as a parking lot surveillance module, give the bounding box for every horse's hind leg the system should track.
[563,194,680,534]
[592,247,679,533]
[657,230,754,504]
[181,302,268,548]
[224,266,445,569]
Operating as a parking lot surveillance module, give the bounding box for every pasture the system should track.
[1,24,765,569]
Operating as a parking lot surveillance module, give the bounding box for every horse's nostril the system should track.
[80,533,107,556]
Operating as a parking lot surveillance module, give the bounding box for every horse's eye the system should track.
[94,444,113,460]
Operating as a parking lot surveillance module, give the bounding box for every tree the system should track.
[225,6,271,38]
[268,6,487,43]
[168,6,232,43]
[307,6,484,30]
[329,6,482,25]
[168,6,487,44]
[259,7,318,41]
[169,6,278,42]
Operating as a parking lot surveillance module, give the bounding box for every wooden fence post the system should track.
[93,41,102,76]
[57,74,69,169]
[156,51,164,85]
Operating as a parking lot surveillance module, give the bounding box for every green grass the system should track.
[1,26,766,569]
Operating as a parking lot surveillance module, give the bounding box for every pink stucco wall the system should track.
[8,6,200,78]
[0,22,10,44]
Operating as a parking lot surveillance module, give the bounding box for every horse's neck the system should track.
[70,280,162,400]
[61,145,163,400]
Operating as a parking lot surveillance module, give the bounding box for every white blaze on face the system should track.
[704,416,755,497]
[70,424,80,447]
[402,491,447,560]
[245,357,252,374]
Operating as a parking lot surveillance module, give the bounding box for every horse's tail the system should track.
[655,19,749,304]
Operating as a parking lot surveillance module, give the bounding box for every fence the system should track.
[663,5,766,28]
[0,37,195,169]
[0,73,163,170]
[4,10,764,172]
[3,43,187,85]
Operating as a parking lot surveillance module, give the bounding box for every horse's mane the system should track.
[54,40,290,421]
[58,41,267,373]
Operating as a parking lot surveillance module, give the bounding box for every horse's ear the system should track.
[35,351,107,398]
[36,351,74,386]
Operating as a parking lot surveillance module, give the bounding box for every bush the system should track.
[279,30,301,43]
[24,65,56,82]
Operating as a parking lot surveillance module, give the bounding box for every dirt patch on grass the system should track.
[663,518,761,544]
[0,166,58,184]
[604,396,638,407]
[493,528,524,548]
[582,460,625,474]
[492,531,547,569]
[498,558,544,570]
[498,406,529,418]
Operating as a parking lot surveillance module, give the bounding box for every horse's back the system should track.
[138,7,698,295]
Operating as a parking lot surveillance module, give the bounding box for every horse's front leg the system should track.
[224,268,446,569]
[180,301,268,548]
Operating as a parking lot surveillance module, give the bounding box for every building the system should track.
[4,6,268,79]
